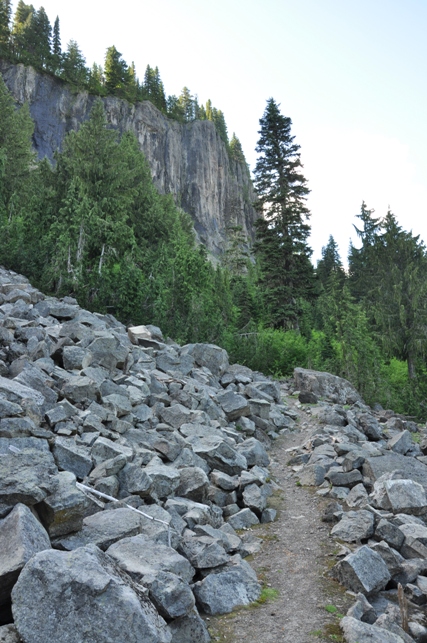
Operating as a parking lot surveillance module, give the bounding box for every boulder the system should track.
[36,471,88,537]
[332,545,391,594]
[331,510,374,542]
[193,555,261,614]
[340,616,406,643]
[293,367,362,404]
[11,544,171,643]
[0,503,50,606]
[181,344,229,377]
[167,608,211,643]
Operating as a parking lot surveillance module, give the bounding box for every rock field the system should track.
[1,266,427,643]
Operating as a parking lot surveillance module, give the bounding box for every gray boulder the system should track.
[193,555,261,614]
[178,533,229,569]
[181,344,229,377]
[12,544,171,643]
[107,535,194,583]
[293,367,361,404]
[0,437,58,509]
[53,437,93,479]
[55,508,146,551]
[0,503,50,606]
[332,545,391,594]
[216,391,250,421]
[363,454,427,493]
[144,571,195,619]
[36,471,88,537]
[340,616,406,643]
[167,608,211,643]
[331,510,374,542]
[236,437,270,467]
[226,508,260,530]
[384,478,427,515]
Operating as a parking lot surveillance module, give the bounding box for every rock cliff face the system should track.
[0,60,257,256]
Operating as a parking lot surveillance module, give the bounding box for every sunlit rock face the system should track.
[0,59,257,256]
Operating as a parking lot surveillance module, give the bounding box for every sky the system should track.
[10,0,427,263]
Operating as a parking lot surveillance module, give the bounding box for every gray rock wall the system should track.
[0,60,258,256]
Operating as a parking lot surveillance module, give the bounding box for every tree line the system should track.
[0,0,244,156]
[1,56,427,417]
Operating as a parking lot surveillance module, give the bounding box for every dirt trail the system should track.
[207,396,353,643]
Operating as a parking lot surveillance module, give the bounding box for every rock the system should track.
[374,519,405,550]
[340,616,406,643]
[11,544,171,643]
[298,464,326,487]
[193,555,261,614]
[117,463,152,498]
[236,437,270,467]
[62,375,99,403]
[175,467,209,503]
[55,507,146,551]
[364,454,427,493]
[293,367,362,404]
[0,624,21,642]
[144,571,195,619]
[216,391,250,421]
[226,508,260,530]
[384,478,427,515]
[346,483,369,507]
[332,545,391,594]
[178,532,229,569]
[327,468,363,488]
[167,608,211,643]
[107,535,194,582]
[388,430,414,455]
[370,541,405,577]
[346,592,377,624]
[52,437,93,479]
[0,503,51,606]
[242,483,268,515]
[36,471,88,537]
[331,510,375,542]
[182,344,229,377]
[0,437,58,508]
[399,522,427,558]
[189,435,247,475]
[145,461,181,499]
[298,391,318,404]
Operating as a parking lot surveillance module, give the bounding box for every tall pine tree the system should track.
[253,98,313,329]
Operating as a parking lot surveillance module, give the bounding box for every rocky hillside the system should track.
[0,60,257,257]
[0,266,291,642]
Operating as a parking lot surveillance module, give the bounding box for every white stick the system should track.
[76,482,175,547]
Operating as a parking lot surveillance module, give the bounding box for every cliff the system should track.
[0,60,257,256]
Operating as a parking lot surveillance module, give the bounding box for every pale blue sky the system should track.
[10,0,427,262]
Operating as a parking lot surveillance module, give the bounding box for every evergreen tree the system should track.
[229,133,246,163]
[104,45,128,98]
[253,98,312,328]
[11,1,35,64]
[61,40,88,87]
[369,211,427,379]
[348,201,381,302]
[177,86,194,122]
[0,0,12,57]
[50,15,61,73]
[88,63,105,95]
[143,65,167,112]
[33,7,51,69]
[316,235,345,288]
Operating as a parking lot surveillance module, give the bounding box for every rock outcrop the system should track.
[0,59,257,257]
[0,266,294,642]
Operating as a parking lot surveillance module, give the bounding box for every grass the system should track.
[412,432,422,443]
[248,586,280,607]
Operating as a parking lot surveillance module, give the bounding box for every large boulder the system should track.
[12,544,171,643]
[293,367,362,404]
[332,545,391,595]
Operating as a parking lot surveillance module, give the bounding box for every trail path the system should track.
[208,395,353,643]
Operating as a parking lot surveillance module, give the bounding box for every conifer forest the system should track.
[1,1,427,419]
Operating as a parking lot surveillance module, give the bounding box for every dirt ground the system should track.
[206,396,354,643]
